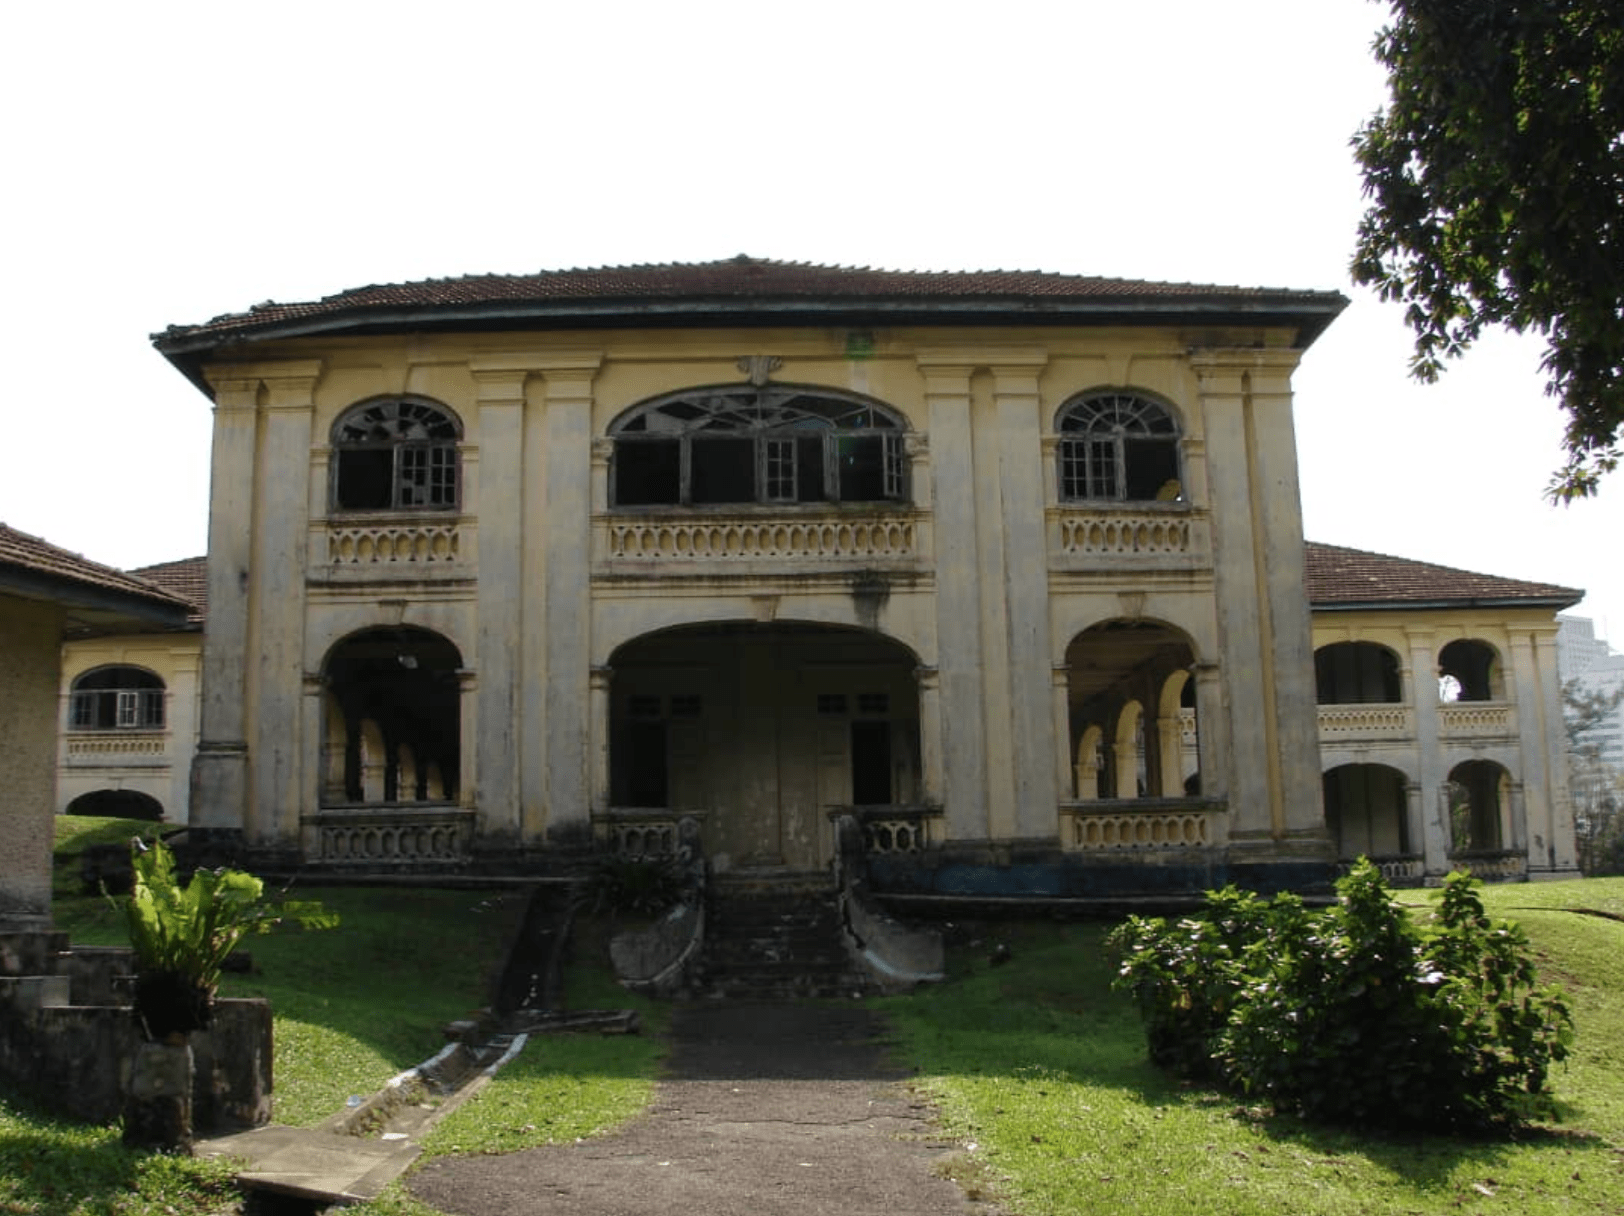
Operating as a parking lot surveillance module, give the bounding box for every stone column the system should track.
[915,666,944,806]
[469,361,529,844]
[189,373,262,833]
[540,357,603,844]
[1509,627,1578,874]
[0,597,62,926]
[249,365,320,848]
[1406,628,1449,874]
[917,359,987,842]
[1192,661,1226,802]
[991,358,1058,839]
[589,666,613,819]
[1051,664,1074,801]
[1191,351,1325,860]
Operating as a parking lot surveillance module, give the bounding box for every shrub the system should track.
[1113,861,1573,1131]
[579,851,689,919]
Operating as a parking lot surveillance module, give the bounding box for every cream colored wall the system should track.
[192,321,1328,866]
[0,596,64,925]
[56,634,202,822]
[1312,607,1577,878]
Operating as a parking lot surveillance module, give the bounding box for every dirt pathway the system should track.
[406,1003,999,1216]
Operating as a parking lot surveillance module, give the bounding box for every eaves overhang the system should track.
[153,275,1349,396]
[1311,594,1584,614]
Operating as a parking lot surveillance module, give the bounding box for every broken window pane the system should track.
[609,385,909,507]
[332,397,461,512]
[615,441,681,505]
[691,437,757,504]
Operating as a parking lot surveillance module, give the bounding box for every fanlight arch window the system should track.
[610,386,907,507]
[69,666,165,730]
[331,397,462,512]
[1056,391,1181,502]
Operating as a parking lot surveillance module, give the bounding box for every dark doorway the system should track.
[850,720,892,804]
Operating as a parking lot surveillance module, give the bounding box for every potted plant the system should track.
[114,839,334,1149]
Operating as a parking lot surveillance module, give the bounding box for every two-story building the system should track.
[138,258,1578,895]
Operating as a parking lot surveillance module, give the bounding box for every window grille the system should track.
[1056,392,1180,503]
[611,385,909,507]
[332,397,461,512]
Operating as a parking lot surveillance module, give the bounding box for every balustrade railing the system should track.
[65,732,169,761]
[1316,704,1413,738]
[1059,798,1224,851]
[326,520,461,566]
[599,511,919,564]
[308,807,473,865]
[1048,507,1206,565]
[841,806,941,855]
[1448,850,1527,881]
[1439,702,1514,737]
[594,810,689,858]
[1339,855,1425,884]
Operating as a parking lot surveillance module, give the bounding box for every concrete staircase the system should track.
[692,875,873,1000]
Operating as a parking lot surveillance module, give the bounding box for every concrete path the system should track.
[406,1003,1000,1216]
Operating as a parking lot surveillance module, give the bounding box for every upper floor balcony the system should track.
[63,730,172,767]
[593,507,929,577]
[1046,504,1211,574]
[310,514,473,587]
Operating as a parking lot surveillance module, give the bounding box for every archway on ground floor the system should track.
[321,627,462,806]
[66,789,164,821]
[606,621,921,870]
[1445,759,1511,852]
[1064,619,1199,800]
[1322,763,1410,860]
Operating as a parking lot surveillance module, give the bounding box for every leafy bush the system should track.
[579,852,689,919]
[1111,861,1573,1131]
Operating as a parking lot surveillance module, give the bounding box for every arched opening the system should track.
[1445,759,1510,852]
[1438,639,1501,702]
[1055,390,1182,502]
[1315,642,1402,704]
[69,666,165,730]
[1322,764,1409,860]
[1064,620,1199,800]
[322,627,462,805]
[66,789,164,821]
[606,622,920,869]
[331,396,462,513]
[609,384,908,507]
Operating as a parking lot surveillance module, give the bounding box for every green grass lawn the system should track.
[884,878,1624,1216]
[12,821,1624,1215]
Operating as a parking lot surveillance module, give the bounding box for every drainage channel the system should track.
[200,1009,638,1210]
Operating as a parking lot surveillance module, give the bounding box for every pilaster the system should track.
[540,356,603,843]
[916,359,987,840]
[1191,349,1324,854]
[469,361,528,842]
[990,358,1058,838]
[1406,627,1449,873]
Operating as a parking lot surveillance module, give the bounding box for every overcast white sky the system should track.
[3,0,1619,639]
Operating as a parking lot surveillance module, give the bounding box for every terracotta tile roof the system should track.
[153,256,1347,381]
[0,524,193,621]
[129,556,207,627]
[1305,542,1582,610]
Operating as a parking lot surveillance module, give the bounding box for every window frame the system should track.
[330,396,463,514]
[68,666,166,731]
[1055,390,1182,504]
[609,385,909,509]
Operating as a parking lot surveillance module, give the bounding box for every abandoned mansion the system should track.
[64,259,1582,897]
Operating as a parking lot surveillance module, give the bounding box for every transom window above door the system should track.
[610,386,908,507]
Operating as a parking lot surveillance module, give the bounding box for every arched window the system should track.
[1056,391,1181,502]
[331,397,462,512]
[1438,639,1500,702]
[70,666,165,730]
[610,386,907,507]
[1315,642,1403,704]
